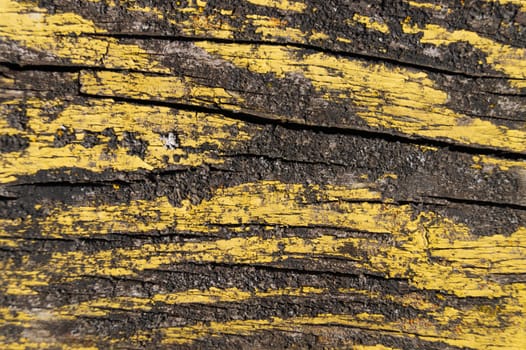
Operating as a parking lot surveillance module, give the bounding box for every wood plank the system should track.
[0,1,525,349]
[1,179,525,348]
[1,68,525,206]
[1,0,525,154]
[2,0,526,79]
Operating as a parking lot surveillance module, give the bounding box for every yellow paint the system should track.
[245,15,306,41]
[0,238,20,248]
[3,179,525,302]
[352,346,400,350]
[79,70,245,112]
[418,145,438,152]
[484,0,526,11]
[30,181,382,237]
[380,173,398,180]
[0,97,254,183]
[58,286,326,317]
[0,341,97,350]
[142,309,526,349]
[0,307,33,325]
[126,3,165,19]
[336,37,352,44]
[0,0,169,72]
[402,22,526,85]
[9,0,526,152]
[155,314,388,345]
[473,155,526,171]
[407,1,446,11]
[246,0,307,12]
[193,42,526,153]
[0,305,99,349]
[171,7,238,40]
[310,31,330,41]
[3,212,525,348]
[0,234,365,295]
[429,228,526,273]
[351,14,390,34]
[2,1,525,348]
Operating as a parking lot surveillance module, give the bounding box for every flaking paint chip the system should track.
[160,132,180,149]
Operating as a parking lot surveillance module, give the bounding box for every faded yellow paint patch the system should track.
[0,97,254,183]
[58,286,326,317]
[246,0,307,12]
[30,181,382,237]
[0,104,24,135]
[189,42,526,153]
[484,0,526,11]
[402,22,526,85]
[0,234,365,295]
[0,0,169,72]
[245,15,306,41]
[154,314,388,345]
[142,309,526,349]
[0,305,99,349]
[310,31,330,41]
[429,228,526,273]
[473,155,526,171]
[336,37,352,44]
[407,1,448,11]
[79,70,245,112]
[351,14,389,34]
[0,307,33,326]
[2,180,525,301]
[170,4,238,40]
[352,346,401,350]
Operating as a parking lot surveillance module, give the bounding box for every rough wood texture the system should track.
[1,0,525,349]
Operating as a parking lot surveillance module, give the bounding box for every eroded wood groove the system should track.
[1,0,525,349]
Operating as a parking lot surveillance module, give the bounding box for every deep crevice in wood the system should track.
[79,91,526,160]
[86,32,525,81]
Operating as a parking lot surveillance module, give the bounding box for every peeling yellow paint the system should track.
[310,31,330,41]
[402,22,526,85]
[171,10,237,39]
[473,155,526,171]
[336,37,352,44]
[407,1,447,11]
[0,97,254,183]
[484,0,526,11]
[58,286,326,317]
[246,0,307,12]
[418,145,439,152]
[154,314,388,345]
[139,309,526,349]
[190,42,526,153]
[352,346,401,350]
[29,181,382,237]
[245,15,306,41]
[0,0,169,72]
[79,70,245,111]
[1,1,525,348]
[0,307,33,325]
[2,180,525,301]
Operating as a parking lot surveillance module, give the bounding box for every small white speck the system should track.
[160,132,179,149]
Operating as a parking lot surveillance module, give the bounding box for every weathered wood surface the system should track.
[1,0,525,349]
